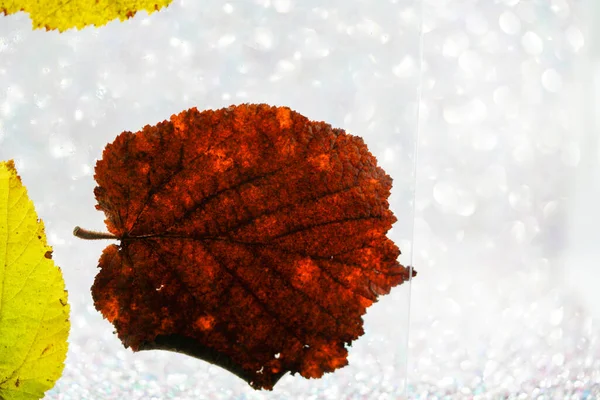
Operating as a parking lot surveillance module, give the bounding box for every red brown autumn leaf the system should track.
[76,103,415,390]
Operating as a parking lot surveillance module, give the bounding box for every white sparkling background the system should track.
[1,0,599,399]
[409,0,600,399]
[0,0,419,399]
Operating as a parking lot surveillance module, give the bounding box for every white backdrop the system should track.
[1,0,599,399]
[410,0,600,398]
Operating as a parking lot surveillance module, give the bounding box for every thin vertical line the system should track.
[404,0,425,397]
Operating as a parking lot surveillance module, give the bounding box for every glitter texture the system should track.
[409,0,600,399]
[1,0,600,398]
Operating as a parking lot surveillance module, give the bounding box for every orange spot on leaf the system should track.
[195,315,215,331]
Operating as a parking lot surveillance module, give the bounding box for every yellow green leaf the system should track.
[0,0,172,32]
[0,160,70,400]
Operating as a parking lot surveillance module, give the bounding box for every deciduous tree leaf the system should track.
[0,0,171,32]
[0,160,70,400]
[75,103,415,390]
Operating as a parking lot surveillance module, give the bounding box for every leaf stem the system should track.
[73,226,117,240]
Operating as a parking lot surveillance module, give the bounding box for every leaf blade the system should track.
[89,104,414,390]
[0,160,70,400]
[0,0,172,32]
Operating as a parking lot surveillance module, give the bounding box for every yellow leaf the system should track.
[0,160,70,400]
[0,0,172,32]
